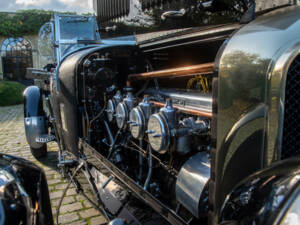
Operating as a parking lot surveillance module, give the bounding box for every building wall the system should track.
[0,34,40,76]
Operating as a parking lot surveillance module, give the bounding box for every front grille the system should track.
[282,54,300,159]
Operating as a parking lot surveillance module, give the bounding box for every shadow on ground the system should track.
[39,150,59,171]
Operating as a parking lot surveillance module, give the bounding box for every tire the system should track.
[30,144,47,159]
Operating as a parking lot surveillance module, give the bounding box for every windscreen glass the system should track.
[55,15,101,60]
[59,16,99,40]
[38,22,55,68]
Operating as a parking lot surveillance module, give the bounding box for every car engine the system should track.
[77,46,213,219]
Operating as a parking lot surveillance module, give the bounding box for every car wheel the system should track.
[30,144,47,159]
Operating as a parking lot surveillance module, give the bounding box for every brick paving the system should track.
[0,105,106,225]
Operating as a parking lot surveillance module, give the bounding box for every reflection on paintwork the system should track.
[281,192,300,225]
[281,177,300,225]
[221,170,300,225]
[215,5,300,215]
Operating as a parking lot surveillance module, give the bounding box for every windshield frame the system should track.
[53,13,101,62]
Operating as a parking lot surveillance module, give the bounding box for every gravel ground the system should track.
[0,104,106,225]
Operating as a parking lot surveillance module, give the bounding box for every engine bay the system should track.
[77,45,215,223]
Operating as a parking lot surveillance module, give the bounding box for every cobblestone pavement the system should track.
[0,105,106,225]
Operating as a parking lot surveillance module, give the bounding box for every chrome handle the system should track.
[161,8,186,20]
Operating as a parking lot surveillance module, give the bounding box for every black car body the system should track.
[0,154,52,225]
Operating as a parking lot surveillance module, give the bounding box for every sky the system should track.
[0,0,94,13]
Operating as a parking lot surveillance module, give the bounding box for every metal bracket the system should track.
[79,138,189,225]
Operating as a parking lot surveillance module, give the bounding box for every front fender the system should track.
[23,86,46,149]
[23,86,44,117]
[212,6,300,221]
[219,157,300,225]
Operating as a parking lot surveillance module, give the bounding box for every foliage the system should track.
[0,10,76,37]
[0,4,241,39]
[0,81,26,106]
[101,0,241,38]
[149,0,240,29]
[220,50,269,105]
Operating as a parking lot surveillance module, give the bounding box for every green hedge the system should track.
[0,10,77,37]
[0,81,26,106]
[0,7,238,38]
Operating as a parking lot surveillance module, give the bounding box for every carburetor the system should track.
[147,99,176,154]
[147,99,210,154]
[129,95,152,140]
[106,91,122,122]
[116,88,137,130]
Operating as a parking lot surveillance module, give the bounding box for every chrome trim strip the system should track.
[267,41,300,163]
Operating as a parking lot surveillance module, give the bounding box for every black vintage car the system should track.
[23,1,300,224]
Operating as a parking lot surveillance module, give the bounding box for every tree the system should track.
[0,10,77,37]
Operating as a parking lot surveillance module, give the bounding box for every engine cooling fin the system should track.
[282,54,300,159]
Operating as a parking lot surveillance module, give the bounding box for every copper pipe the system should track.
[151,101,213,118]
[128,63,214,81]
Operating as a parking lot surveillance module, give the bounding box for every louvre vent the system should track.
[281,54,300,159]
